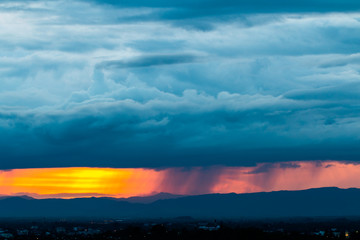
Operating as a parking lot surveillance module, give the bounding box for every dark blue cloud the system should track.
[1,92,360,169]
[98,54,198,69]
[284,83,360,101]
[0,1,360,169]
[95,0,360,13]
[247,162,301,174]
[89,0,360,30]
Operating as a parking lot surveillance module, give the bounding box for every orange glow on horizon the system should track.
[0,168,165,198]
[1,161,360,199]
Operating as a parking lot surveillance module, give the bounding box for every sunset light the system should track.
[2,161,360,199]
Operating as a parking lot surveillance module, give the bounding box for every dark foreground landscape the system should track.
[1,217,360,240]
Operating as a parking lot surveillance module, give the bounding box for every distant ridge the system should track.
[0,195,34,200]
[118,192,184,203]
[1,187,360,218]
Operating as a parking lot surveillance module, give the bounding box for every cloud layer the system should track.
[0,1,360,168]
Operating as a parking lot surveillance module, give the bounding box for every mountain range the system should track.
[1,187,360,219]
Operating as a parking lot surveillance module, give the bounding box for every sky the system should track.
[2,161,360,199]
[0,0,360,198]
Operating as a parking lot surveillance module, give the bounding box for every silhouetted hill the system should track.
[1,188,360,218]
[117,192,184,203]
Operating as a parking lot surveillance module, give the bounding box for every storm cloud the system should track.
[0,0,360,169]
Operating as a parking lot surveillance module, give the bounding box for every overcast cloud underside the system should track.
[0,0,360,169]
